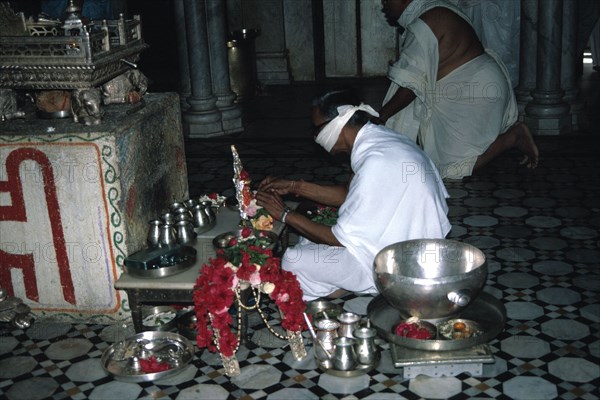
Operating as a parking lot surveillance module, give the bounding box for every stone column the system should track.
[524,0,571,135]
[182,0,222,137]
[242,0,291,84]
[561,0,583,132]
[174,0,191,112]
[515,0,537,119]
[205,0,243,134]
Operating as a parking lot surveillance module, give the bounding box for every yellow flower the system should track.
[252,214,273,231]
[260,282,275,294]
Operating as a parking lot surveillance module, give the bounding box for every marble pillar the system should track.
[515,0,537,119]
[176,0,243,138]
[524,0,571,135]
[181,0,222,137]
[174,0,191,113]
[561,0,583,132]
[206,0,243,134]
[242,0,291,84]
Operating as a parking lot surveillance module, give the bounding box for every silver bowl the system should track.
[373,239,487,320]
[141,306,178,331]
[305,300,343,321]
[213,229,278,250]
[101,331,194,382]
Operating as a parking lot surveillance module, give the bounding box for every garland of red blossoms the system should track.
[193,227,306,358]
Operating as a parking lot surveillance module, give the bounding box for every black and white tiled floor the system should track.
[1,74,600,399]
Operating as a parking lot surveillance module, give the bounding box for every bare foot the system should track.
[512,122,539,168]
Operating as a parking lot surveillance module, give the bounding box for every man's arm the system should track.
[377,86,417,124]
[291,180,347,207]
[259,177,348,207]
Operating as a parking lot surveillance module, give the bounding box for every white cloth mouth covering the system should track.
[315,103,379,152]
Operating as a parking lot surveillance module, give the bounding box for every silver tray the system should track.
[101,331,194,382]
[368,292,506,351]
[317,351,380,377]
[390,343,494,367]
[123,245,196,279]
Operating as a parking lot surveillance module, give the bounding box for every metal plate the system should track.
[123,245,196,279]
[390,343,494,368]
[367,292,506,351]
[141,306,178,332]
[318,352,380,378]
[101,331,194,382]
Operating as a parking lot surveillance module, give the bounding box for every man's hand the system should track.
[255,190,287,221]
[258,176,298,196]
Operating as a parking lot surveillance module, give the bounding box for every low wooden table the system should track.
[114,207,288,333]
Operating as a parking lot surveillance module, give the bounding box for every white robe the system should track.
[282,123,452,300]
[384,1,518,179]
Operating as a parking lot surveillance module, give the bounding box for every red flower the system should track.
[193,228,307,358]
[208,192,218,199]
[240,169,249,180]
[139,356,172,373]
[241,226,253,238]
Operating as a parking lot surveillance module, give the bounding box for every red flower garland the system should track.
[193,231,307,357]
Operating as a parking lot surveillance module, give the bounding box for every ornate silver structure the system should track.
[0,2,148,91]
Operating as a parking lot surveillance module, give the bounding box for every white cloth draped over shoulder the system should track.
[282,123,451,300]
[383,0,518,179]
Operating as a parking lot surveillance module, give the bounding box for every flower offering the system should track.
[231,144,274,230]
[199,192,226,208]
[193,147,306,376]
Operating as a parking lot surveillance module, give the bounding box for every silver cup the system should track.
[184,199,197,209]
[192,204,211,230]
[162,212,175,224]
[175,220,196,245]
[200,200,217,224]
[353,327,378,366]
[147,219,162,248]
[174,206,191,217]
[169,202,184,212]
[159,223,176,246]
[175,212,192,222]
[332,336,357,371]
[337,312,361,338]
[314,319,339,367]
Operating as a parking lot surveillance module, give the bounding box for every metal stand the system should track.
[390,342,495,378]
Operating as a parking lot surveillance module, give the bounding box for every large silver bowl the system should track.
[373,239,487,320]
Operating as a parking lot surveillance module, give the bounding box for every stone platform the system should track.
[0,93,188,323]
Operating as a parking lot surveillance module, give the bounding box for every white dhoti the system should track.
[281,237,377,301]
[384,5,518,179]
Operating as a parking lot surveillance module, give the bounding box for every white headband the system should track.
[315,103,379,152]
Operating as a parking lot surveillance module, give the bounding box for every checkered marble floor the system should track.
[2,79,600,399]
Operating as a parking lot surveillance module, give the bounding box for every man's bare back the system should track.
[420,7,484,80]
[379,0,539,173]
